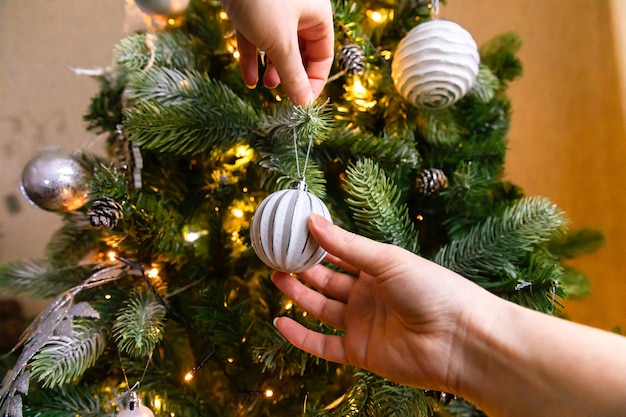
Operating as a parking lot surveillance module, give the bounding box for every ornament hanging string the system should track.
[117,347,153,399]
[292,115,315,185]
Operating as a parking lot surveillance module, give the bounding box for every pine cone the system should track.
[416,168,448,195]
[87,197,124,229]
[338,43,366,75]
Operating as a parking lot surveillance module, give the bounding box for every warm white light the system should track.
[153,395,163,410]
[107,251,117,262]
[147,267,159,278]
[104,294,112,300]
[185,231,200,242]
[264,389,274,398]
[184,372,194,382]
[370,10,383,22]
[232,208,244,218]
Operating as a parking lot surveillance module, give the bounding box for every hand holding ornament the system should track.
[272,214,626,417]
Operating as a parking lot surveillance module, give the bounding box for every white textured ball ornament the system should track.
[391,19,480,109]
[250,181,332,273]
[20,148,90,212]
[134,0,190,18]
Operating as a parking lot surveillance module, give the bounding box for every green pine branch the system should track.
[416,108,461,146]
[435,196,567,285]
[30,321,107,389]
[115,32,199,73]
[123,68,260,155]
[322,124,421,173]
[0,261,96,299]
[327,371,430,417]
[45,221,102,265]
[22,385,108,417]
[343,159,419,253]
[112,288,167,358]
[479,32,523,84]
[469,64,501,103]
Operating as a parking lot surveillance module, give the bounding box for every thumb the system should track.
[308,213,405,275]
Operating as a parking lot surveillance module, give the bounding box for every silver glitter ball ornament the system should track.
[250,181,332,273]
[20,148,90,212]
[134,0,190,18]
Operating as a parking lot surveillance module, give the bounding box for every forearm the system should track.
[459,298,626,416]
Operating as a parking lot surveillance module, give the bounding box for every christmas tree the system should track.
[0,0,604,416]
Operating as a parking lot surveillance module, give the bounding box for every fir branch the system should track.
[559,265,591,299]
[547,228,605,259]
[479,32,523,84]
[322,124,421,173]
[0,261,95,299]
[90,164,132,203]
[257,150,327,197]
[45,222,101,265]
[499,253,565,314]
[262,100,333,147]
[253,323,323,379]
[434,197,567,285]
[83,69,126,134]
[469,64,500,103]
[22,385,107,417]
[123,69,259,155]
[416,107,461,146]
[343,159,419,253]
[115,32,198,72]
[30,321,108,389]
[112,288,167,358]
[328,371,430,417]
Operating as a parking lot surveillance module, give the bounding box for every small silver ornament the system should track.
[250,180,332,273]
[20,148,90,212]
[392,19,479,109]
[117,391,155,417]
[134,0,190,19]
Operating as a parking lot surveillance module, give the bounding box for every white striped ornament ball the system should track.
[391,19,480,109]
[250,183,332,273]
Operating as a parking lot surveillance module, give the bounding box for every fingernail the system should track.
[272,317,280,327]
[246,82,257,89]
[309,212,330,230]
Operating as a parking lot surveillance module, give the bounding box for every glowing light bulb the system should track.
[153,396,163,411]
[370,10,383,22]
[185,231,200,242]
[184,372,194,382]
[147,267,159,278]
[264,389,274,398]
[232,208,244,218]
[107,251,117,262]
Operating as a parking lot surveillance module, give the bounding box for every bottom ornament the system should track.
[250,180,332,273]
[117,391,154,417]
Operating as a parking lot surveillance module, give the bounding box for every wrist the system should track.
[446,290,516,410]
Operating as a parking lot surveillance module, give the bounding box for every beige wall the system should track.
[444,0,626,331]
[1,1,625,329]
[0,1,126,315]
